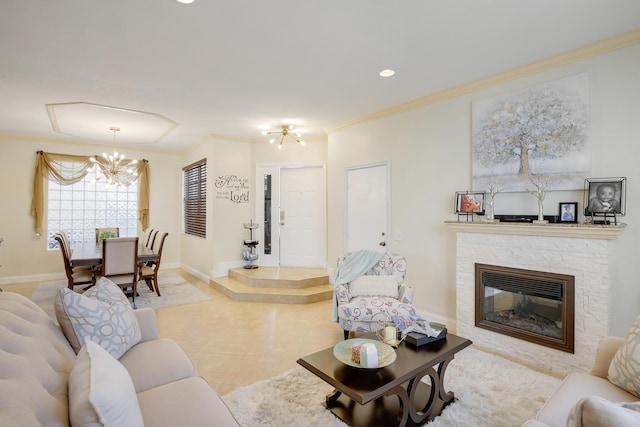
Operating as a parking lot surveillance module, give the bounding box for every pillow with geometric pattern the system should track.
[55,277,141,359]
[608,314,640,398]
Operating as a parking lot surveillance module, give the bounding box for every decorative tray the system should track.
[333,338,396,369]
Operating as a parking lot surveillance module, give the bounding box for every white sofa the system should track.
[523,336,637,427]
[0,290,240,426]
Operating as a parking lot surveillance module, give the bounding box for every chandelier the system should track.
[90,127,138,187]
[262,125,306,149]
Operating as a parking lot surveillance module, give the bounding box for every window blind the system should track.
[183,159,207,238]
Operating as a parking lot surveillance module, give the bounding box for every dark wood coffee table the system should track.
[297,332,472,427]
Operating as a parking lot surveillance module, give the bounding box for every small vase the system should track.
[486,199,496,222]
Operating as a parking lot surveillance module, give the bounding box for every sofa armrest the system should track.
[398,284,414,304]
[135,308,160,342]
[335,283,351,304]
[590,335,625,378]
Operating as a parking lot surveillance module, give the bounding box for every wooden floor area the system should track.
[211,266,333,304]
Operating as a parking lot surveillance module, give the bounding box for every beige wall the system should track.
[327,43,640,335]
[179,136,252,280]
[0,137,182,282]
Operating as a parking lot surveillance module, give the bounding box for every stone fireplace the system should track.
[446,222,625,376]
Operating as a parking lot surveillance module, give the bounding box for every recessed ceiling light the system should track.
[379,69,395,77]
[175,0,195,4]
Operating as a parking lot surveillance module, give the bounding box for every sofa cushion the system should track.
[608,314,640,397]
[137,376,239,426]
[119,338,197,393]
[566,396,640,426]
[349,275,399,298]
[535,372,637,427]
[69,340,144,427]
[55,277,141,359]
[338,296,417,323]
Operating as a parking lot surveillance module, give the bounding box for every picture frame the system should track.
[455,191,485,214]
[558,202,578,223]
[584,177,626,216]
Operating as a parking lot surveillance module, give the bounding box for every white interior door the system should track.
[346,162,390,252]
[279,166,326,267]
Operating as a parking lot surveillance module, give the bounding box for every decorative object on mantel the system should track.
[559,202,578,223]
[584,177,626,225]
[528,176,550,224]
[485,183,502,223]
[454,191,485,222]
[242,220,260,269]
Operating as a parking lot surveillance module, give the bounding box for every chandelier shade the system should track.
[262,125,306,149]
[90,127,139,186]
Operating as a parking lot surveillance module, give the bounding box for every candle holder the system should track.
[375,314,405,348]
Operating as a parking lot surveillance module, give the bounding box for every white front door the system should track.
[346,162,390,252]
[255,164,326,267]
[279,166,326,267]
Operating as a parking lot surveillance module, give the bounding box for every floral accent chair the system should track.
[336,253,416,339]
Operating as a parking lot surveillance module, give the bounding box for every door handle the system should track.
[280,210,285,226]
[379,241,386,247]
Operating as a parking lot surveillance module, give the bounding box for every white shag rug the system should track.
[223,346,562,427]
[31,271,212,317]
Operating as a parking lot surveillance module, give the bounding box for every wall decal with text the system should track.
[215,175,250,204]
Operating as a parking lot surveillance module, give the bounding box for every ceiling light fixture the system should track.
[379,69,395,77]
[175,0,195,4]
[90,127,138,187]
[261,125,306,150]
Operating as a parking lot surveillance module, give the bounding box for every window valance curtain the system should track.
[30,151,150,235]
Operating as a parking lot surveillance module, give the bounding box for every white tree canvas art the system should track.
[472,74,590,192]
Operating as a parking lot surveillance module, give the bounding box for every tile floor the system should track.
[1,268,344,395]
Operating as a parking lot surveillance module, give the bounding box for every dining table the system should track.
[70,241,159,267]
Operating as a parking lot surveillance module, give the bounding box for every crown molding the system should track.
[326,29,640,135]
[0,133,179,156]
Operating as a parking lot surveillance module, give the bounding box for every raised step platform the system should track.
[210,267,333,304]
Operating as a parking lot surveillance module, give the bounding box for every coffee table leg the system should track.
[326,388,342,405]
[437,355,455,403]
[385,385,410,427]
[406,365,439,424]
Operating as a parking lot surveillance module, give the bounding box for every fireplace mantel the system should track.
[444,221,626,240]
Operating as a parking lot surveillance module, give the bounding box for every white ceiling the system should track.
[1,0,639,152]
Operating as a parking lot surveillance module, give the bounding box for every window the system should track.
[47,170,138,249]
[183,159,207,238]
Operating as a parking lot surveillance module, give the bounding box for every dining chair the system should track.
[101,237,139,307]
[95,227,120,243]
[139,232,168,296]
[146,229,159,249]
[54,233,95,290]
[141,228,154,247]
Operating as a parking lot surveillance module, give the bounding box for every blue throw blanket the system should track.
[332,250,385,322]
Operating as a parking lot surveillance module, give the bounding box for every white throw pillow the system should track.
[566,396,640,427]
[349,275,398,298]
[55,277,141,359]
[608,314,640,398]
[69,341,144,427]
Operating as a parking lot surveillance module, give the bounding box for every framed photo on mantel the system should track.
[454,191,485,215]
[559,202,578,223]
